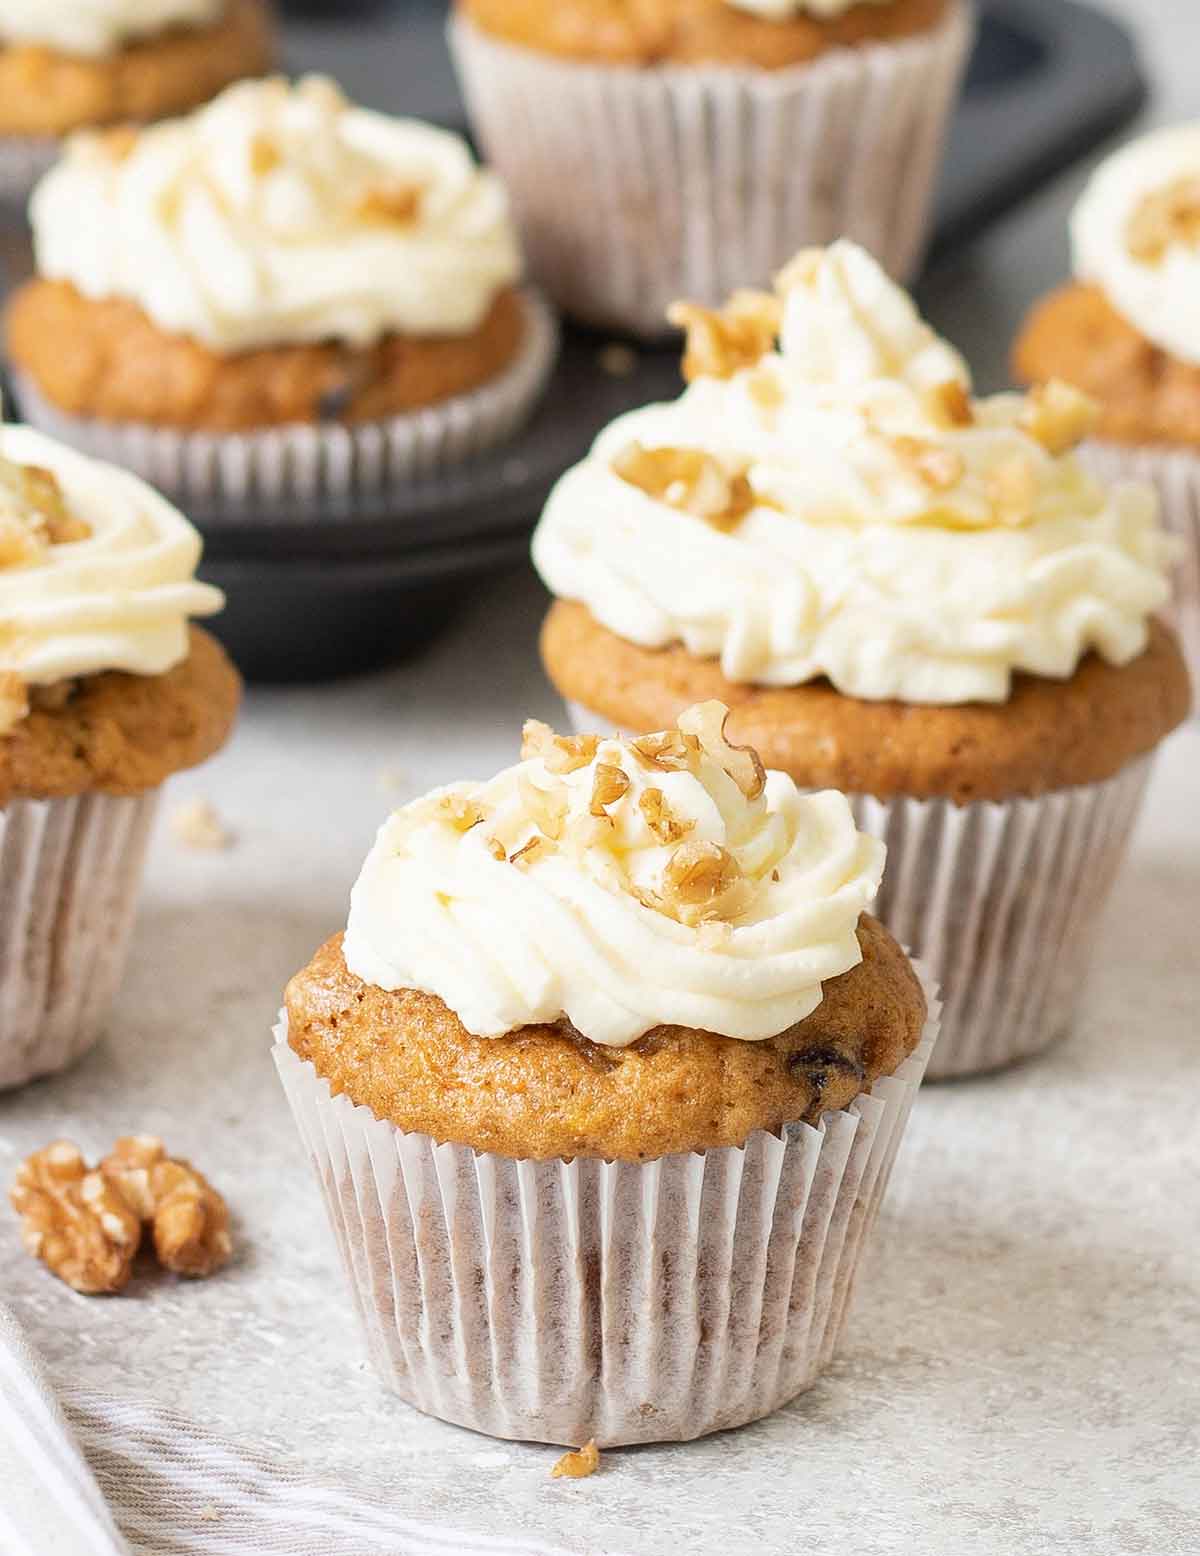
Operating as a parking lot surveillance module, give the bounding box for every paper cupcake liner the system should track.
[0,135,59,205]
[449,4,972,337]
[10,289,558,513]
[1079,440,1200,711]
[0,789,159,1090]
[273,968,938,1447]
[564,702,1152,1080]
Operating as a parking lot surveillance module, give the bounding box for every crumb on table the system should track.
[551,1440,600,1480]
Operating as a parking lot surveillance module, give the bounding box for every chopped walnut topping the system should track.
[102,125,140,162]
[668,290,782,382]
[551,1440,600,1480]
[987,455,1039,525]
[11,1142,141,1295]
[510,834,555,870]
[589,763,630,817]
[677,701,766,801]
[249,135,282,176]
[100,1136,232,1279]
[613,442,755,532]
[0,672,28,736]
[661,840,745,926]
[358,181,425,225]
[746,369,785,412]
[0,458,90,569]
[638,786,692,845]
[171,799,235,852]
[436,792,486,833]
[485,836,507,861]
[925,380,974,428]
[518,772,569,841]
[891,435,965,492]
[1019,379,1099,456]
[521,719,599,775]
[630,729,701,774]
[1127,175,1200,264]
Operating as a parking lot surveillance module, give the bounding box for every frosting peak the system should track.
[31,76,522,352]
[0,0,222,56]
[534,241,1174,705]
[342,706,884,1048]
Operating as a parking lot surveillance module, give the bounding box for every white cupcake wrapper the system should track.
[564,701,1152,1081]
[1079,440,1200,712]
[11,289,559,513]
[0,135,59,205]
[273,966,939,1447]
[0,789,159,1090]
[449,4,972,337]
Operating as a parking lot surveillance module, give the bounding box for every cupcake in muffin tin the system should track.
[277,706,938,1445]
[534,241,1190,1078]
[0,0,275,202]
[5,75,558,508]
[450,0,972,335]
[0,421,239,1089]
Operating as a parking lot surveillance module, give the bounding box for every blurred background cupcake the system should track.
[0,0,275,204]
[0,418,239,1089]
[1014,121,1200,711]
[449,0,973,336]
[276,706,937,1445]
[5,74,557,506]
[533,241,1190,1079]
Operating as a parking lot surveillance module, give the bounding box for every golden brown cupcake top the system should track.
[457,0,951,69]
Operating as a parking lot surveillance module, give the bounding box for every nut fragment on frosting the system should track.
[30,75,522,353]
[533,240,1175,704]
[0,0,223,56]
[1072,123,1200,367]
[343,706,885,1048]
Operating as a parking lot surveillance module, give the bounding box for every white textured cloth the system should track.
[1,1304,607,1556]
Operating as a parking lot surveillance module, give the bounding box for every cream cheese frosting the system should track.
[0,0,222,56]
[30,75,522,353]
[725,0,894,18]
[1072,122,1200,368]
[342,706,884,1048]
[0,423,223,694]
[533,240,1174,705]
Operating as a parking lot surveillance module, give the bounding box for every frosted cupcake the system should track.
[0,420,239,1089]
[276,707,937,1445]
[534,241,1190,1079]
[5,76,557,507]
[1014,123,1200,705]
[0,0,274,203]
[450,0,972,335]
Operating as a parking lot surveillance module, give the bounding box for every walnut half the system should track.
[100,1136,232,1279]
[11,1142,141,1295]
[668,291,782,382]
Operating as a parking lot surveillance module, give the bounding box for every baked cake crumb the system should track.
[172,799,234,851]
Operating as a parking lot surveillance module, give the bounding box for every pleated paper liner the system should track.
[274,966,938,1448]
[1079,440,1200,716]
[563,701,1153,1080]
[11,290,559,512]
[0,789,159,1090]
[449,3,973,337]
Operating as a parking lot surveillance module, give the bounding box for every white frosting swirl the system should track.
[343,714,884,1048]
[1072,122,1200,368]
[534,241,1174,705]
[31,76,523,352]
[0,0,222,56]
[0,424,223,687]
[725,0,894,19]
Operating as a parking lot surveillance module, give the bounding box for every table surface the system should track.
[2,3,1199,1554]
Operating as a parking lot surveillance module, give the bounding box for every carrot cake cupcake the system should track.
[450,0,972,335]
[0,418,238,1089]
[534,241,1190,1079]
[276,706,937,1445]
[0,0,274,201]
[1014,122,1200,704]
[5,75,557,505]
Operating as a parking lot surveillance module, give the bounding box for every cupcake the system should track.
[0,419,238,1088]
[533,241,1191,1079]
[449,0,972,336]
[5,75,557,507]
[276,706,938,1446]
[1014,123,1200,707]
[0,0,274,203]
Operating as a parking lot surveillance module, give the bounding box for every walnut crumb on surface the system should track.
[551,1440,600,1480]
[598,343,638,378]
[171,799,235,851]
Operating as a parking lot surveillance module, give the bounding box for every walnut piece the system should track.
[1127,175,1200,264]
[987,455,1039,526]
[669,290,782,382]
[100,1136,232,1279]
[925,380,974,428]
[435,791,486,833]
[661,840,746,926]
[638,786,692,845]
[630,729,701,774]
[509,834,555,870]
[171,799,235,852]
[613,441,756,532]
[0,458,90,569]
[551,1440,600,1480]
[249,134,282,176]
[358,180,425,225]
[11,1142,141,1295]
[1019,379,1099,456]
[521,719,599,775]
[589,762,630,817]
[677,701,766,801]
[891,435,965,493]
[518,771,569,841]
